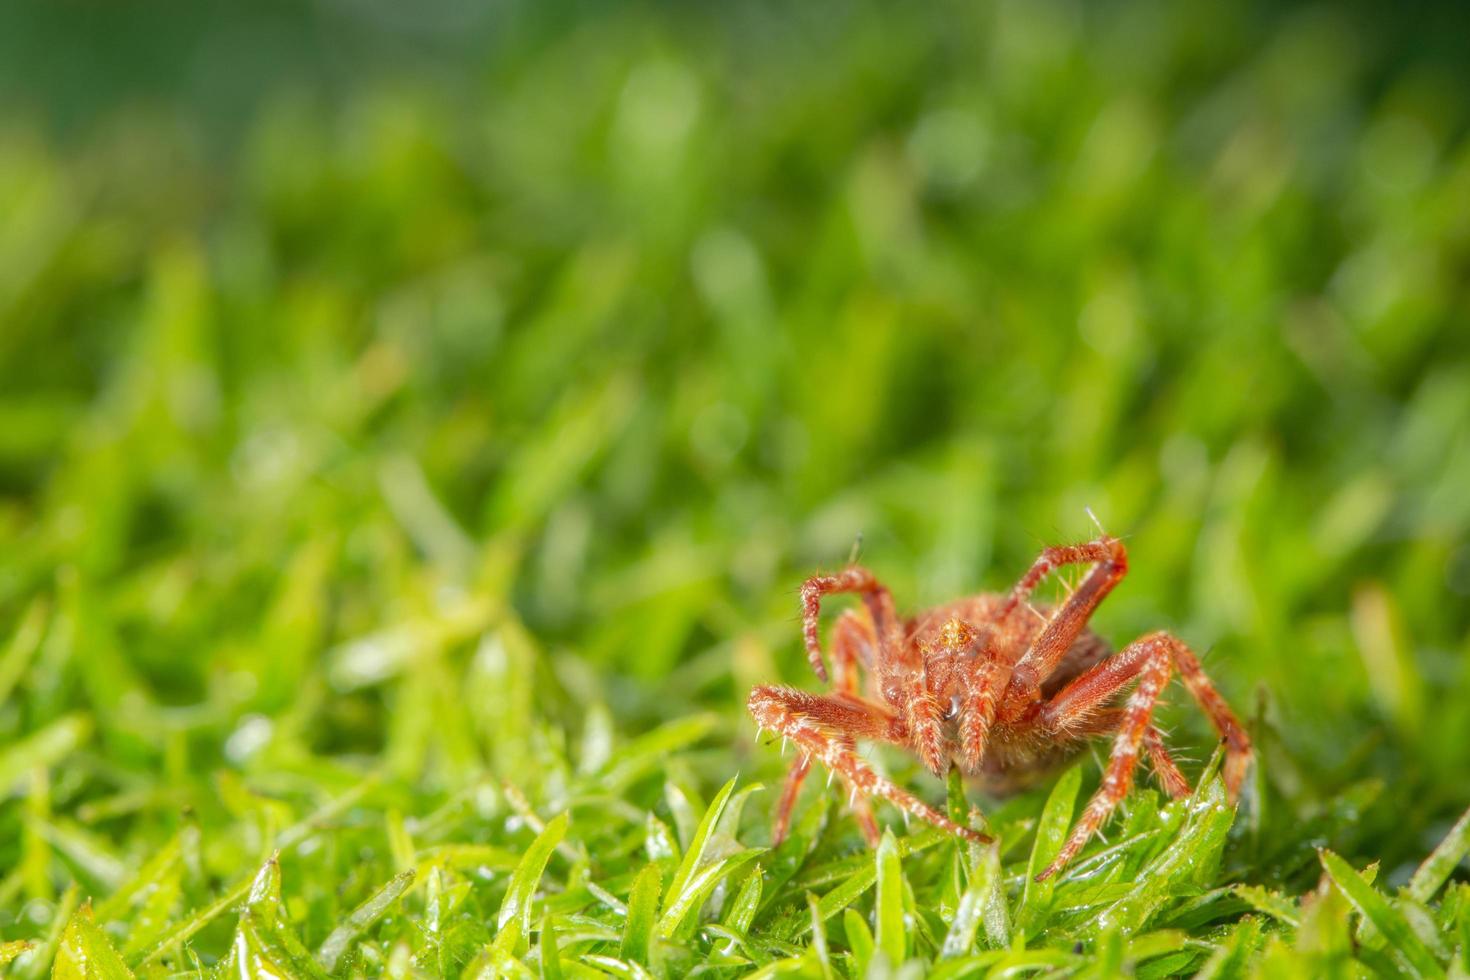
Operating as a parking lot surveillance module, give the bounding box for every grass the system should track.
[3,0,1470,976]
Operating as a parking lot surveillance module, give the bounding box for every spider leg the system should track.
[830,609,877,697]
[900,680,948,778]
[1168,641,1254,796]
[800,575,943,781]
[1034,638,1172,881]
[829,615,882,840]
[799,566,902,682]
[773,751,813,845]
[748,685,989,844]
[1050,709,1190,800]
[1033,631,1252,880]
[1144,728,1191,800]
[852,804,881,844]
[956,636,1015,774]
[771,614,878,845]
[1040,631,1252,796]
[772,747,877,847]
[1001,536,1129,707]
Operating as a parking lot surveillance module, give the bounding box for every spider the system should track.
[747,532,1253,881]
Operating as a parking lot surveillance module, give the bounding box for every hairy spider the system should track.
[747,532,1253,881]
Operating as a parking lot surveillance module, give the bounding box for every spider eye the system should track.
[882,683,900,702]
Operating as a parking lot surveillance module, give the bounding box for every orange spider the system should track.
[747,532,1253,881]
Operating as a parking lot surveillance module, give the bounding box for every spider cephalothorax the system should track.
[747,533,1253,881]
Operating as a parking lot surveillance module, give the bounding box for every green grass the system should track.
[3,0,1470,976]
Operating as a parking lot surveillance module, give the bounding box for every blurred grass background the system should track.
[3,0,1470,971]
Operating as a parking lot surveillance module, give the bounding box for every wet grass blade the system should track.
[497,812,569,934]
[806,892,833,979]
[657,850,763,939]
[843,907,874,977]
[875,829,906,967]
[1104,780,1236,933]
[721,869,762,934]
[620,864,662,964]
[0,942,34,968]
[1320,849,1444,979]
[1018,762,1081,934]
[942,842,1007,958]
[1233,885,1300,927]
[53,905,133,980]
[798,865,876,941]
[130,870,254,967]
[660,776,739,925]
[16,882,78,980]
[317,868,416,971]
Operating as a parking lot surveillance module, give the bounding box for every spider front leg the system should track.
[799,570,944,777]
[1001,536,1129,707]
[748,685,989,844]
[771,612,880,845]
[829,608,877,696]
[1032,631,1252,881]
[798,566,902,682]
[772,737,880,845]
[949,627,1015,775]
[772,751,813,846]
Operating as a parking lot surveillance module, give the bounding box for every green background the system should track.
[2,0,1469,975]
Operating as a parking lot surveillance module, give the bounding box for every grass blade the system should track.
[94,834,182,923]
[943,842,1006,958]
[1018,762,1081,934]
[0,714,91,795]
[657,850,762,939]
[497,812,569,934]
[664,775,735,916]
[132,872,254,966]
[843,907,873,978]
[0,942,34,968]
[601,715,720,788]
[1233,885,1300,927]
[661,776,740,922]
[721,869,762,934]
[1408,804,1470,903]
[1320,849,1444,979]
[539,914,563,980]
[801,866,876,941]
[0,598,48,709]
[875,829,905,967]
[53,905,134,980]
[1104,779,1236,933]
[316,868,416,971]
[620,864,662,964]
[807,892,833,980]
